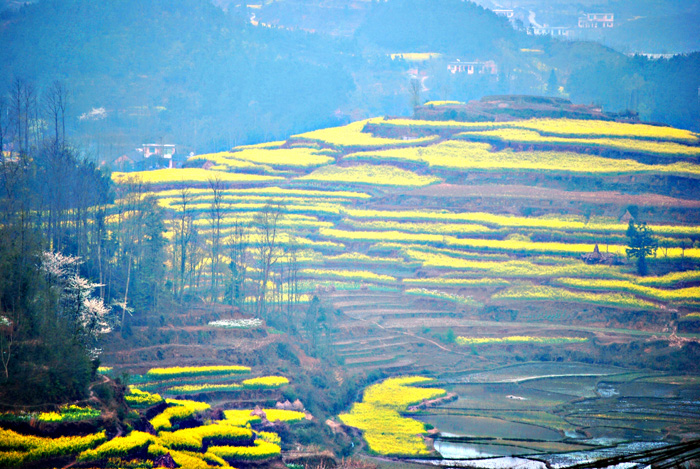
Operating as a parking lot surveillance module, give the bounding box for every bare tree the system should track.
[252,201,285,319]
[173,187,196,301]
[43,80,69,148]
[10,78,25,155]
[22,82,36,153]
[208,176,225,302]
[285,236,300,331]
[226,217,248,310]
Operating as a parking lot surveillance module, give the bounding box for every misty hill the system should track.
[1,0,698,163]
[355,0,519,55]
[0,0,354,155]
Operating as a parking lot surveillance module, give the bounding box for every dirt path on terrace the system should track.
[342,312,468,356]
[404,184,700,208]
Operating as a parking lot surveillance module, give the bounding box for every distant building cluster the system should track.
[113,143,184,172]
[447,60,498,75]
[488,4,614,38]
[493,9,514,19]
[578,13,614,29]
[531,26,572,37]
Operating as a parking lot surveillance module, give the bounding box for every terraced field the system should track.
[0,366,309,468]
[106,114,700,466]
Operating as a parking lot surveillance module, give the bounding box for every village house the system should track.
[447,60,498,75]
[142,143,176,159]
[142,143,180,168]
[493,9,514,18]
[578,12,614,28]
[531,26,573,37]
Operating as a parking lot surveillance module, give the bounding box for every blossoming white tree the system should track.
[41,251,113,357]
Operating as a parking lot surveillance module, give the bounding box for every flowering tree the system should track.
[41,251,113,356]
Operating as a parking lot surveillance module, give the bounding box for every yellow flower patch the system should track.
[240,376,289,388]
[112,168,283,185]
[338,377,445,456]
[150,399,211,431]
[145,365,251,379]
[300,164,441,186]
[262,409,305,422]
[293,118,438,149]
[300,268,396,282]
[493,284,658,310]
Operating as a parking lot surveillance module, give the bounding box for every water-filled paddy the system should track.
[521,376,599,398]
[419,369,700,465]
[433,439,538,458]
[442,383,571,410]
[456,362,625,384]
[417,414,563,441]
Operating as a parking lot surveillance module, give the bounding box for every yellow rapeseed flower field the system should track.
[112,168,284,185]
[301,164,441,186]
[188,151,274,172]
[362,376,446,409]
[241,376,289,388]
[375,117,699,143]
[300,268,396,282]
[506,118,699,143]
[320,227,445,243]
[636,270,700,287]
[150,399,211,431]
[145,365,251,378]
[218,147,335,167]
[263,409,306,422]
[555,278,700,302]
[154,186,371,200]
[493,284,658,309]
[293,118,439,149]
[223,409,261,427]
[338,377,446,456]
[404,250,629,278]
[459,128,700,157]
[348,219,492,235]
[423,100,464,106]
[346,140,700,176]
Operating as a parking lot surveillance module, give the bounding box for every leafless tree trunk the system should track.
[22,82,36,153]
[44,80,69,149]
[285,236,300,331]
[253,202,284,319]
[10,78,25,155]
[174,187,195,301]
[226,217,248,311]
[208,177,225,302]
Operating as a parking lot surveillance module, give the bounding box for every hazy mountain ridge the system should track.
[1,0,698,161]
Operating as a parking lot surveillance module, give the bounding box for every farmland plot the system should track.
[103,114,700,466]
